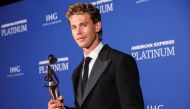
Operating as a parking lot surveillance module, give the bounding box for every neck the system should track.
[83,38,100,56]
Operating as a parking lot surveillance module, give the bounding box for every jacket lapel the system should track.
[72,60,83,106]
[81,45,111,104]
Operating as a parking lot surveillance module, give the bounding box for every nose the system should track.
[76,27,82,35]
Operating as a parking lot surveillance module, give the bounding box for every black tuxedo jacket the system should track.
[69,45,144,109]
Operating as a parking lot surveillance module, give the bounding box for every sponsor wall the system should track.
[0,0,190,109]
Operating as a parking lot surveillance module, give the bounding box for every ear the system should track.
[95,21,102,33]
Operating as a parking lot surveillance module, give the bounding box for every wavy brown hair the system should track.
[66,3,103,40]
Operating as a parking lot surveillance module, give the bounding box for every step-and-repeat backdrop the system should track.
[0,0,189,109]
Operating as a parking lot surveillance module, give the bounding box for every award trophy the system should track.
[44,54,60,100]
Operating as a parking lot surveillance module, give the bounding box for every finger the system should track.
[58,96,64,103]
[48,99,58,108]
[56,102,63,107]
[48,99,56,105]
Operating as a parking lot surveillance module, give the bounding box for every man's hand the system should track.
[48,96,64,109]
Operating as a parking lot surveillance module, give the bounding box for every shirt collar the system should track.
[84,42,104,60]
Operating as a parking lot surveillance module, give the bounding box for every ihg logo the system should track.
[46,12,58,22]
[10,65,20,73]
[147,105,164,109]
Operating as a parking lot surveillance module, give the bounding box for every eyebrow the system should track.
[71,21,88,26]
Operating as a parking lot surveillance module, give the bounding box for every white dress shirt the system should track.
[82,42,104,78]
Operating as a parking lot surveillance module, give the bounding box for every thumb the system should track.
[58,96,63,103]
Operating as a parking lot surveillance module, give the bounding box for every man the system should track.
[48,3,144,109]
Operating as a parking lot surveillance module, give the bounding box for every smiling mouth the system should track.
[77,37,86,41]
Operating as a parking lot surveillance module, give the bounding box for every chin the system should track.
[78,44,86,48]
[78,44,90,49]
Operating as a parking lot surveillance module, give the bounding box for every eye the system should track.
[81,23,87,27]
[71,25,76,30]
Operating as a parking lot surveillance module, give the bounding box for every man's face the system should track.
[69,13,101,49]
